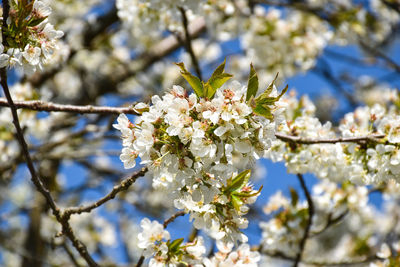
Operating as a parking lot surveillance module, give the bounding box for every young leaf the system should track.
[246,64,259,102]
[256,97,280,106]
[252,104,273,120]
[232,185,263,198]
[211,58,227,77]
[276,84,289,101]
[225,170,251,194]
[206,73,233,98]
[231,195,243,211]
[175,62,204,97]
[28,17,47,27]
[289,187,298,207]
[205,59,233,99]
[168,238,184,253]
[255,72,279,103]
[251,72,288,119]
[203,82,211,100]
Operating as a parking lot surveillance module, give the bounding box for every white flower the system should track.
[113,114,134,147]
[388,120,400,143]
[185,236,206,260]
[22,45,41,66]
[120,147,137,169]
[7,48,22,67]
[204,243,260,266]
[33,0,52,17]
[42,23,64,40]
[138,218,170,250]
[0,44,10,68]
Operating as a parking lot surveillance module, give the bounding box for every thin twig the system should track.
[313,57,359,107]
[163,211,186,228]
[359,40,400,73]
[382,0,400,14]
[324,49,375,68]
[135,255,145,267]
[178,7,203,80]
[63,167,148,216]
[310,209,349,237]
[61,242,83,267]
[293,174,314,267]
[0,99,140,115]
[275,133,386,145]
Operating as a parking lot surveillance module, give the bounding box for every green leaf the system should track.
[21,2,34,20]
[225,170,251,194]
[232,185,263,198]
[289,187,298,207]
[168,238,184,253]
[28,17,47,27]
[252,104,273,120]
[207,73,233,98]
[276,84,288,101]
[246,64,259,102]
[205,59,233,99]
[211,58,227,77]
[297,208,308,222]
[257,72,279,101]
[175,62,203,97]
[231,195,243,211]
[257,97,280,106]
[251,72,288,120]
[395,91,400,110]
[203,82,212,100]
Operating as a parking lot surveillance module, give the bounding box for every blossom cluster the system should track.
[115,63,286,246]
[0,0,64,74]
[115,1,332,81]
[258,178,400,265]
[305,0,400,45]
[266,90,400,185]
[260,180,371,258]
[116,0,400,85]
[137,217,260,267]
[116,0,202,48]
[137,218,205,266]
[204,241,260,267]
[240,7,332,81]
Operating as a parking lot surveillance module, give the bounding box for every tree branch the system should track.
[135,256,145,267]
[1,4,98,265]
[178,7,203,80]
[61,242,83,267]
[310,209,349,237]
[359,40,400,73]
[63,167,148,216]
[313,57,359,107]
[381,0,400,14]
[275,133,386,145]
[0,99,140,115]
[0,71,99,266]
[293,174,314,267]
[163,211,186,228]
